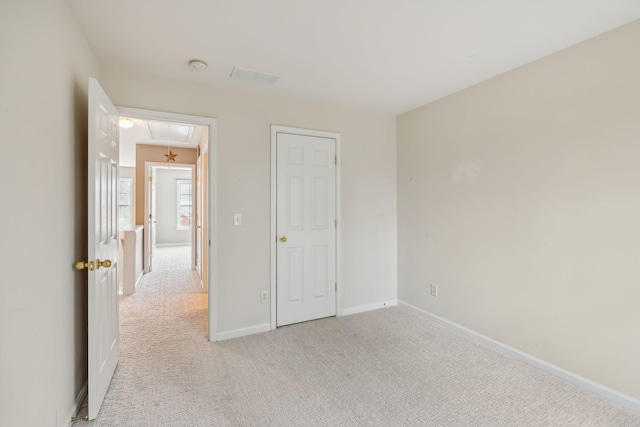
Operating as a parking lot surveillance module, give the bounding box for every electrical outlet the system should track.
[430,284,438,297]
[260,290,268,303]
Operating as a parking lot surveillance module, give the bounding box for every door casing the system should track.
[143,162,196,271]
[270,125,342,330]
[118,106,219,342]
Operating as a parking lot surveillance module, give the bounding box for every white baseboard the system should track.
[64,381,87,426]
[397,300,640,415]
[217,300,397,342]
[216,323,271,341]
[339,299,397,317]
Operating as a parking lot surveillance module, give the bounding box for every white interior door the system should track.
[150,167,157,268]
[276,132,337,326]
[196,154,203,280]
[144,165,157,272]
[87,78,120,420]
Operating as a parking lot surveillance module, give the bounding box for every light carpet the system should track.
[74,246,640,426]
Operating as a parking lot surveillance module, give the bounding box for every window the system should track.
[118,178,133,229]
[177,179,192,230]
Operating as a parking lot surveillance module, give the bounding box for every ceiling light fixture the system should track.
[119,118,134,128]
[189,59,208,72]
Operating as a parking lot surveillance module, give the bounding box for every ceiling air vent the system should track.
[230,67,278,85]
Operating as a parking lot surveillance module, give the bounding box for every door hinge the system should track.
[335,283,337,292]
[149,176,152,182]
[335,219,338,228]
[335,155,337,165]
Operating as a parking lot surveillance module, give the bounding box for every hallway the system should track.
[75,245,210,425]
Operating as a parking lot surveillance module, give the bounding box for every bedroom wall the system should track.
[397,20,640,400]
[0,0,101,425]
[100,70,397,334]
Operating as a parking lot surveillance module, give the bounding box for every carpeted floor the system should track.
[74,246,640,426]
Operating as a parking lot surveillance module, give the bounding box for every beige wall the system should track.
[397,20,640,400]
[0,0,100,425]
[101,70,398,333]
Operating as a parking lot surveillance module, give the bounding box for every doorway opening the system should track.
[143,163,196,275]
[117,107,218,342]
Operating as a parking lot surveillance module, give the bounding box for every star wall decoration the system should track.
[165,149,177,162]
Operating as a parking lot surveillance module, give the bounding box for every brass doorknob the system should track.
[96,259,112,269]
[279,236,287,243]
[75,261,94,271]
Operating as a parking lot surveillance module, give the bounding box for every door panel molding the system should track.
[270,125,342,330]
[87,78,120,419]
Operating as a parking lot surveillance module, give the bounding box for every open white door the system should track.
[144,164,157,273]
[150,167,157,270]
[86,78,120,419]
[276,131,337,326]
[196,153,203,279]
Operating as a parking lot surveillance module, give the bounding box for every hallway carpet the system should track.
[74,246,640,426]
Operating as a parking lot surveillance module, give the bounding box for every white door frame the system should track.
[270,125,342,330]
[118,107,219,342]
[144,162,196,268]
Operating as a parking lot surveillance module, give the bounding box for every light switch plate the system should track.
[234,213,242,226]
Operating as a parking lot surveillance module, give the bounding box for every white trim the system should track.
[339,299,397,316]
[217,323,271,341]
[155,243,191,247]
[207,120,219,342]
[335,133,342,323]
[397,300,640,415]
[64,382,87,426]
[270,130,277,330]
[117,106,219,342]
[118,107,215,127]
[270,125,342,330]
[143,162,195,272]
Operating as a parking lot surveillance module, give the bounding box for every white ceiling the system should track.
[67,0,640,114]
[119,118,205,168]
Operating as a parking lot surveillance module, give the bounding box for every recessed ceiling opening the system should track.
[146,121,194,142]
